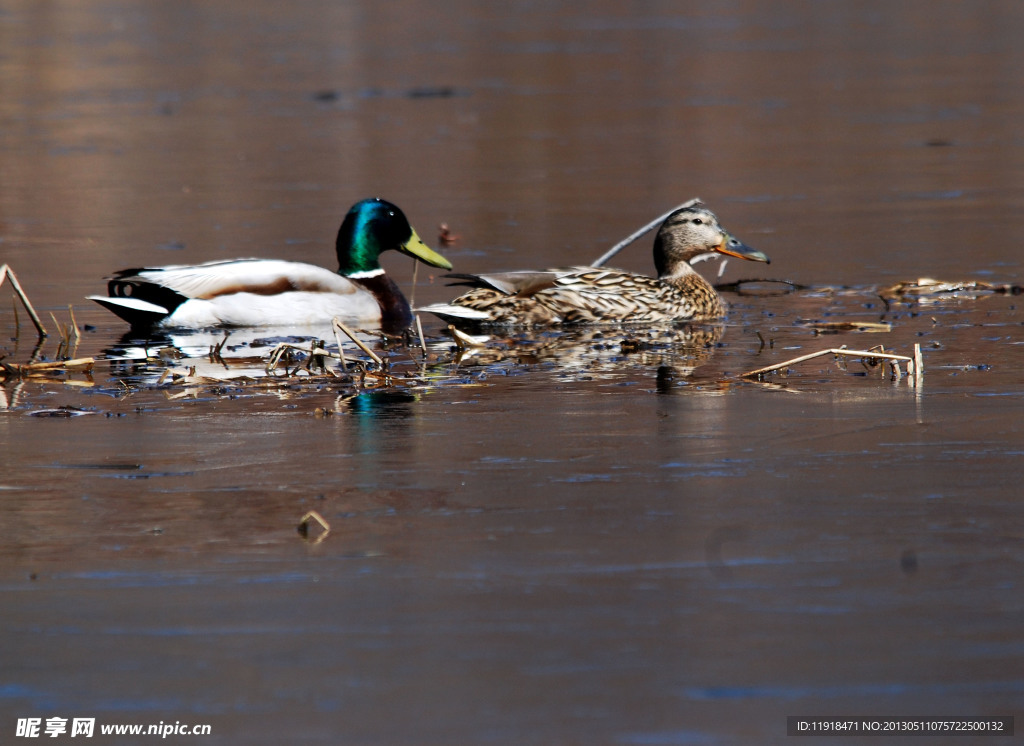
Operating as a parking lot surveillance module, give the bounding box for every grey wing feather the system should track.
[444,270,578,297]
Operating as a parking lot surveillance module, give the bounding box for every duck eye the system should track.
[388,210,395,217]
[692,218,702,225]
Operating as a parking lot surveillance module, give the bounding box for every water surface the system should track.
[2,2,1023,744]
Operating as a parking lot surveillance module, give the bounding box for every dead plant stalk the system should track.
[743,344,923,383]
[1,264,48,338]
[331,318,385,367]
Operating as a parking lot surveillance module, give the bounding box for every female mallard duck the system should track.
[88,198,452,333]
[420,202,769,327]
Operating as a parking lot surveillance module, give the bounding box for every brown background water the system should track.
[2,2,1023,744]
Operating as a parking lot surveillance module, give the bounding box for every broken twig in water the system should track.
[414,314,428,358]
[331,318,385,367]
[447,324,489,350]
[68,305,81,344]
[742,344,923,385]
[797,320,893,334]
[1,357,96,380]
[591,198,702,267]
[332,324,350,371]
[880,277,1023,299]
[208,331,231,367]
[297,510,331,544]
[409,256,422,311]
[266,322,387,377]
[1,264,48,338]
[265,339,339,376]
[911,342,924,388]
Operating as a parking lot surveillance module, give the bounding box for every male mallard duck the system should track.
[420,202,768,327]
[88,198,452,333]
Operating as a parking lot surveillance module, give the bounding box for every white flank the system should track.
[133,259,360,299]
[167,290,383,327]
[417,303,491,320]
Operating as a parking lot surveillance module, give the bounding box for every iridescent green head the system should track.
[335,198,453,277]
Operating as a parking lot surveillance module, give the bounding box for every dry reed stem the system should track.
[208,332,231,366]
[68,305,81,343]
[0,264,48,338]
[448,325,489,350]
[332,324,350,370]
[265,342,341,375]
[414,314,428,357]
[881,277,1021,298]
[49,313,69,344]
[1,357,96,379]
[801,320,893,333]
[331,318,384,367]
[742,346,916,379]
[297,510,331,544]
[25,357,96,371]
[592,198,702,267]
[409,257,419,310]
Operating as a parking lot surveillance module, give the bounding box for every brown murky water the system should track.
[3,2,1023,744]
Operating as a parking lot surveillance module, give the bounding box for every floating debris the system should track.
[405,86,462,99]
[742,343,923,387]
[265,338,339,377]
[333,318,385,367]
[297,510,331,544]
[447,325,490,350]
[881,277,1022,299]
[797,320,893,334]
[438,223,460,246]
[1,357,96,381]
[28,406,96,418]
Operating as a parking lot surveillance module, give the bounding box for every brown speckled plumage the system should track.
[421,203,769,328]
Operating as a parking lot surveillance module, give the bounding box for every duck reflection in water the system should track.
[443,322,726,384]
